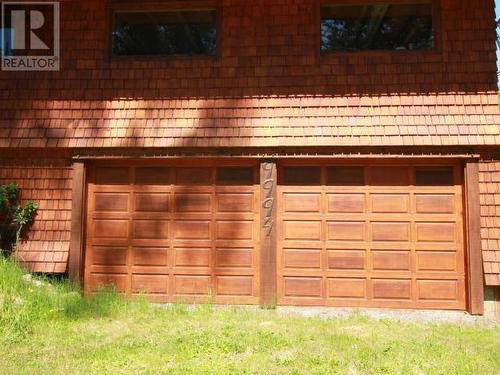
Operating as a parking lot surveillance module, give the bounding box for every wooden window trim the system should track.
[317,0,443,59]
[105,0,222,62]
[464,161,484,315]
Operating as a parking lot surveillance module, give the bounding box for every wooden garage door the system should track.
[277,162,466,310]
[84,162,260,304]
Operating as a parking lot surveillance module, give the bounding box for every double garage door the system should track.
[84,160,466,310]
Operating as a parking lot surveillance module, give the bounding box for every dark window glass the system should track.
[175,168,212,185]
[112,10,217,56]
[321,3,434,52]
[415,167,454,186]
[135,167,170,185]
[216,167,254,185]
[95,167,130,185]
[327,167,365,186]
[283,167,321,186]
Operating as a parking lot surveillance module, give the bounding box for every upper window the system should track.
[112,9,217,56]
[321,2,435,52]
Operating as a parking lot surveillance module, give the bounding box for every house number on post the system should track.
[262,162,275,237]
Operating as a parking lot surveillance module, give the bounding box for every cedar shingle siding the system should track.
[480,161,500,286]
[0,0,498,287]
[0,151,72,273]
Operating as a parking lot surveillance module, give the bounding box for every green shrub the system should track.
[0,183,38,257]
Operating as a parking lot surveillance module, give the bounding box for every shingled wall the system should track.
[480,161,500,286]
[0,151,72,273]
[0,0,498,283]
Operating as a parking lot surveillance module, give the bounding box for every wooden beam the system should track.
[259,161,277,308]
[68,162,86,285]
[465,161,484,315]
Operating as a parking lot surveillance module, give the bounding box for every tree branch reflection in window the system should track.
[321,3,434,52]
[112,10,217,56]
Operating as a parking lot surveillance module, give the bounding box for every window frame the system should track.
[317,0,442,57]
[106,0,222,61]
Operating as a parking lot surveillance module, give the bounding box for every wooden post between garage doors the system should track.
[68,161,86,285]
[465,161,484,315]
[260,161,277,308]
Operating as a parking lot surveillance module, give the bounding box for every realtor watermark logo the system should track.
[1,1,60,71]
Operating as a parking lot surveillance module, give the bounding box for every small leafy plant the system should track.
[0,183,38,257]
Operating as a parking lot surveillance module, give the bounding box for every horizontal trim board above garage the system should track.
[70,146,486,160]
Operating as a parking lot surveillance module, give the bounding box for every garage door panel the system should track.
[283,249,322,269]
[283,193,321,213]
[278,163,466,310]
[372,279,412,300]
[216,220,254,240]
[284,221,322,240]
[371,194,409,213]
[132,220,169,240]
[327,278,367,299]
[174,194,211,213]
[283,277,322,298]
[86,163,259,304]
[416,280,459,301]
[90,246,128,266]
[327,250,365,270]
[174,275,212,296]
[372,222,410,242]
[327,221,365,241]
[135,193,169,212]
[416,251,458,272]
[216,193,254,213]
[173,221,211,240]
[416,222,455,242]
[216,276,253,296]
[328,194,365,213]
[94,193,129,212]
[88,273,128,293]
[415,194,455,214]
[93,219,128,239]
[131,248,168,268]
[215,248,253,268]
[175,248,211,267]
[372,251,411,271]
[132,274,168,294]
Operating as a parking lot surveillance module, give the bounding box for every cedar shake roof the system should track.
[0,93,499,148]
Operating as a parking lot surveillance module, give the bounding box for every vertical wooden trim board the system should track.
[260,161,277,307]
[465,161,484,315]
[68,162,86,285]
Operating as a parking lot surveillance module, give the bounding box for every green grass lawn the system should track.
[1,259,499,375]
